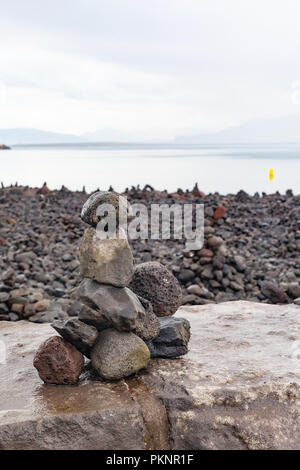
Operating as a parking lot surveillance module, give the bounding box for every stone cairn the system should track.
[33,191,190,384]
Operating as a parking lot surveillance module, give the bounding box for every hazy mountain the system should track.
[0,128,85,145]
[82,128,168,143]
[175,115,300,144]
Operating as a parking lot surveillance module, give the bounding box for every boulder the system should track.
[76,278,146,331]
[146,317,190,358]
[79,227,134,287]
[81,190,132,228]
[33,336,84,385]
[129,261,182,317]
[91,329,150,380]
[51,318,98,358]
[0,301,299,450]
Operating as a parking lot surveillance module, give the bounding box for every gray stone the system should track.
[129,262,182,317]
[288,282,300,299]
[186,284,203,296]
[76,278,146,331]
[29,309,68,323]
[146,317,190,358]
[0,301,299,450]
[0,292,9,303]
[207,236,223,249]
[201,264,214,280]
[261,280,288,304]
[81,191,132,228]
[178,269,195,282]
[51,318,98,358]
[79,227,134,287]
[29,301,68,323]
[8,312,19,322]
[91,329,150,380]
[232,255,247,272]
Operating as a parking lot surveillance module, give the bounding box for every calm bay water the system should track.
[2,142,300,195]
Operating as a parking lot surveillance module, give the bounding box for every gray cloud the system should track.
[0,0,300,139]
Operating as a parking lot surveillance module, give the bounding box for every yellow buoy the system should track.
[269,168,274,181]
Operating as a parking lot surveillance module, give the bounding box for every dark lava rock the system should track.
[129,262,182,317]
[91,328,150,380]
[146,317,191,358]
[76,278,146,331]
[33,336,84,385]
[260,281,288,304]
[178,269,195,283]
[52,317,98,358]
[134,296,160,341]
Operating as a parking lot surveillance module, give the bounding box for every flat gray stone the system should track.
[51,318,98,358]
[79,227,134,287]
[76,278,146,332]
[0,301,299,450]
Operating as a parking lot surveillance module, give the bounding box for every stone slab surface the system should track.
[0,301,299,450]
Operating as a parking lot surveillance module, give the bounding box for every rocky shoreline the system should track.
[0,183,300,323]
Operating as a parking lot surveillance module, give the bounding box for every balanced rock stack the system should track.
[33,191,190,384]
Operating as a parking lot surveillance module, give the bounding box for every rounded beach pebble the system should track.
[91,329,150,380]
[33,336,84,385]
[81,191,132,227]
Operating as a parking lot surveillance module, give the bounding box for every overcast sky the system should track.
[1,0,300,140]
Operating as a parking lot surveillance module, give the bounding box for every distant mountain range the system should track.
[175,115,300,144]
[1,114,300,145]
[0,128,84,145]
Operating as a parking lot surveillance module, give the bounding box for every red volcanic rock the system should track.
[33,336,84,385]
[214,206,227,220]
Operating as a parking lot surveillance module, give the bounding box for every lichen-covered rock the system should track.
[91,329,150,380]
[134,296,160,341]
[33,336,84,384]
[76,278,145,331]
[81,191,132,228]
[146,317,190,358]
[129,262,182,317]
[79,227,134,287]
[51,317,98,358]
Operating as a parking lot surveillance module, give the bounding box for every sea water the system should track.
[1,142,300,195]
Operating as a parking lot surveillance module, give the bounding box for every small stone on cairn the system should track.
[33,190,191,384]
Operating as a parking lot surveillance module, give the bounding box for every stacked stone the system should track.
[33,191,191,385]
